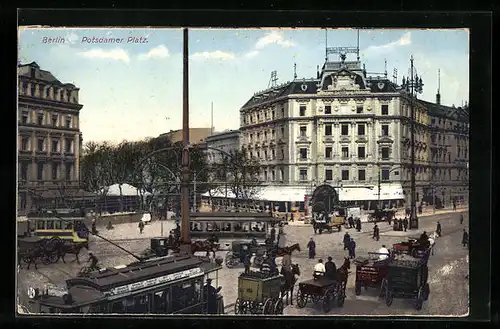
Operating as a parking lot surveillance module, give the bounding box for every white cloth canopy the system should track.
[103,183,151,197]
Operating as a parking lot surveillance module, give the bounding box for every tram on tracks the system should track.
[27,255,225,314]
[189,212,282,239]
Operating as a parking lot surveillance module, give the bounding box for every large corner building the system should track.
[17,62,84,214]
[238,52,469,207]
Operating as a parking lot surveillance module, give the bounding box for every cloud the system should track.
[255,31,296,49]
[138,45,170,60]
[66,32,79,44]
[191,50,235,60]
[77,48,130,63]
[245,50,259,58]
[364,32,412,54]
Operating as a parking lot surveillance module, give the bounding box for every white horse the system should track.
[428,231,439,255]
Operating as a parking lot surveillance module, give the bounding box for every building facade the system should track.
[239,55,469,205]
[159,127,212,145]
[18,62,84,214]
[205,130,241,164]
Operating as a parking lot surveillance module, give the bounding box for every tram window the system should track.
[46,220,54,230]
[89,303,108,313]
[65,222,73,230]
[172,280,200,312]
[222,223,231,232]
[54,220,63,229]
[111,301,126,313]
[153,288,170,314]
[158,240,165,246]
[243,223,250,232]
[37,220,46,230]
[234,223,242,232]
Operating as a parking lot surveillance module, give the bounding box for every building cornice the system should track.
[18,95,83,111]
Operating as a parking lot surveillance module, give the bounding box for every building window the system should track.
[341,124,349,136]
[356,105,363,114]
[280,168,284,181]
[358,169,366,181]
[37,163,44,180]
[325,147,333,159]
[21,137,29,151]
[325,169,333,181]
[37,113,44,125]
[52,140,59,152]
[299,148,308,159]
[272,110,275,120]
[381,147,390,160]
[325,105,332,114]
[325,124,332,136]
[358,146,365,159]
[264,170,268,181]
[31,85,36,97]
[299,169,308,181]
[299,106,306,116]
[52,164,58,180]
[341,169,349,181]
[21,112,29,124]
[381,104,389,115]
[280,127,285,136]
[21,163,28,181]
[272,170,276,181]
[37,138,44,152]
[65,138,72,153]
[272,149,275,159]
[357,124,365,136]
[381,169,390,181]
[281,148,284,159]
[281,108,284,117]
[264,150,268,159]
[257,151,260,158]
[431,118,436,125]
[65,164,71,180]
[52,114,58,127]
[45,87,50,99]
[299,126,307,137]
[341,146,349,159]
[381,124,389,136]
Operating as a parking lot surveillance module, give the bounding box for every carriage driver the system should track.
[87,252,99,271]
[313,259,326,279]
[378,245,390,260]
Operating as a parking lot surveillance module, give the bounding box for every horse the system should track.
[56,242,89,264]
[336,257,351,293]
[191,239,218,258]
[280,264,301,305]
[277,243,301,257]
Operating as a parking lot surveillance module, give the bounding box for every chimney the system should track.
[436,69,441,105]
[316,65,320,79]
[436,93,441,105]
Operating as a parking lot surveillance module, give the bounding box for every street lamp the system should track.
[401,55,424,229]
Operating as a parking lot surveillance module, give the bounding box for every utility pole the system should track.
[180,28,191,252]
[377,168,381,210]
[193,171,197,212]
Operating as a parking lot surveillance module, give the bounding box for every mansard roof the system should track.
[418,99,469,122]
[18,61,78,89]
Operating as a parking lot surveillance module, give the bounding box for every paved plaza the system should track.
[17,207,468,316]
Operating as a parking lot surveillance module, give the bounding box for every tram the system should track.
[27,208,90,244]
[27,255,224,315]
[189,212,281,239]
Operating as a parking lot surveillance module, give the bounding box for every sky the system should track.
[18,28,469,143]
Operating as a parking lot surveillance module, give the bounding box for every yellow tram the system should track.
[27,208,90,244]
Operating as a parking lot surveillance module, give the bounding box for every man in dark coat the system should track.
[355,217,362,232]
[88,252,99,271]
[373,224,380,241]
[324,256,337,280]
[348,215,354,228]
[403,217,408,232]
[348,238,356,259]
[460,214,464,225]
[243,251,251,274]
[462,229,469,247]
[307,238,316,259]
[343,232,351,250]
[398,219,403,231]
[270,226,276,243]
[436,221,442,237]
[204,278,218,314]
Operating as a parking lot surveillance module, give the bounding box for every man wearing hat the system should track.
[203,278,218,314]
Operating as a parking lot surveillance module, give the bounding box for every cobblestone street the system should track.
[17,208,468,316]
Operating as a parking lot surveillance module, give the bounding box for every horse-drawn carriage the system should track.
[381,254,430,310]
[17,237,61,268]
[234,271,284,315]
[311,214,344,234]
[140,237,180,259]
[353,253,391,296]
[392,237,431,258]
[367,209,396,223]
[225,240,267,268]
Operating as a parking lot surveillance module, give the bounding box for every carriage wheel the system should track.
[415,287,424,310]
[355,281,362,296]
[234,298,242,314]
[48,252,59,264]
[322,290,333,313]
[423,283,430,301]
[273,298,284,314]
[379,278,387,298]
[263,298,273,314]
[253,256,264,267]
[385,289,393,307]
[336,284,346,307]
[296,291,307,308]
[311,295,321,304]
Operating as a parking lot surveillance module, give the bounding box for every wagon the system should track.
[225,241,267,268]
[381,254,430,310]
[392,237,431,258]
[367,209,396,223]
[18,236,61,265]
[234,271,284,315]
[296,277,346,313]
[354,252,391,296]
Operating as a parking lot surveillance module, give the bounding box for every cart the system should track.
[381,254,430,310]
[234,271,284,315]
[312,215,343,234]
[225,241,267,268]
[140,237,180,259]
[296,277,346,313]
[367,209,396,223]
[392,237,431,258]
[354,252,391,296]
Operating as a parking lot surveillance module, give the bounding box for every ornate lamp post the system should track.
[401,55,424,229]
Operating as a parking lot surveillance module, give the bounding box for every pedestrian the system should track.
[436,221,442,237]
[307,237,316,259]
[462,229,469,248]
[91,219,98,235]
[243,251,251,274]
[355,217,362,232]
[290,213,294,222]
[203,278,218,314]
[285,213,289,222]
[403,217,408,232]
[453,200,457,211]
[460,213,464,225]
[398,219,403,231]
[373,224,380,241]
[343,232,351,250]
[138,221,145,234]
[348,215,354,228]
[378,245,390,260]
[324,256,337,280]
[348,238,356,259]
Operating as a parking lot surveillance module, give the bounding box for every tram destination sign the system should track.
[106,267,203,296]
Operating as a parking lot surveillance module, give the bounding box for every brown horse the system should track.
[280,263,301,305]
[276,243,301,256]
[336,257,351,292]
[56,242,89,264]
[191,239,218,258]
